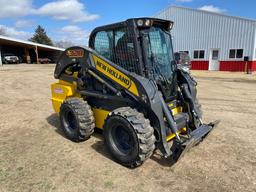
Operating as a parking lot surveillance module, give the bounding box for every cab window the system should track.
[112,29,138,73]
[94,31,113,60]
[92,28,140,74]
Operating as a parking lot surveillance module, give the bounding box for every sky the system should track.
[0,0,255,46]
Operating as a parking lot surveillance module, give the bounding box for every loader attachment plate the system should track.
[170,120,220,163]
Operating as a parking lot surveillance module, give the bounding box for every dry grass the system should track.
[0,64,255,192]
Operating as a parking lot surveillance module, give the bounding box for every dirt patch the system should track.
[0,64,256,192]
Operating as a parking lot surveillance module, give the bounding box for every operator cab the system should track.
[89,18,177,101]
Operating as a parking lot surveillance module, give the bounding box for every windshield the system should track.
[146,27,175,83]
[141,26,177,100]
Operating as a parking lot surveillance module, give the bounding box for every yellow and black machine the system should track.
[51,18,219,167]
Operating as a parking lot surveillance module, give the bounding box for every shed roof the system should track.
[156,6,256,24]
[0,35,65,51]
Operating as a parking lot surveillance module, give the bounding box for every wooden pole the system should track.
[0,47,2,66]
[24,47,29,64]
[35,46,39,64]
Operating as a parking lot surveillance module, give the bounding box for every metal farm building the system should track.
[0,35,64,65]
[156,6,256,72]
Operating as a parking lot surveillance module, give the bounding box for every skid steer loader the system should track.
[51,18,219,167]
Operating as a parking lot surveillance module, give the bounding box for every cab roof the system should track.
[90,17,173,35]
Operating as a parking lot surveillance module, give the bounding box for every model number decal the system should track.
[66,49,84,57]
[54,88,64,94]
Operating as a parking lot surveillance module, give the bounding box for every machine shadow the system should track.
[46,113,66,138]
[46,113,175,167]
[91,129,176,167]
[90,129,122,166]
[150,153,176,167]
[46,114,119,163]
[46,113,107,143]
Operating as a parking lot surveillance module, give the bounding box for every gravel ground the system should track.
[0,64,255,192]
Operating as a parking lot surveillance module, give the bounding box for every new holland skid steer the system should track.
[51,18,219,167]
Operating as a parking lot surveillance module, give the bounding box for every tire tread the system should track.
[106,107,155,167]
[60,98,95,142]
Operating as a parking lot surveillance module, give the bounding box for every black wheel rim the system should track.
[112,124,134,155]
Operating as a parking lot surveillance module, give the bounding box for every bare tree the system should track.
[0,27,8,36]
[55,40,75,49]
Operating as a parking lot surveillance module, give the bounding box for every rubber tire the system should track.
[60,98,95,142]
[195,98,203,118]
[104,107,155,168]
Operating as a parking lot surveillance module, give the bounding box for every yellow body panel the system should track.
[92,108,110,129]
[92,55,139,96]
[166,127,187,142]
[51,80,110,128]
[51,80,80,113]
[51,79,186,141]
[171,106,182,116]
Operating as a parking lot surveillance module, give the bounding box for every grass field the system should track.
[0,64,256,192]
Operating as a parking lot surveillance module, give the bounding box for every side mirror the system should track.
[174,52,180,64]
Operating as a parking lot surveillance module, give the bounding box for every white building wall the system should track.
[253,27,256,59]
[156,6,256,61]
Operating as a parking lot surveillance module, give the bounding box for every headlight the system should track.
[137,19,152,27]
[145,19,151,26]
[169,22,174,30]
[137,19,144,26]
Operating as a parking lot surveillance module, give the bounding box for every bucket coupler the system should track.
[170,120,220,163]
